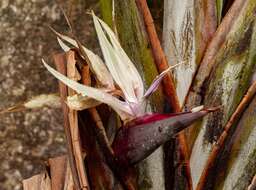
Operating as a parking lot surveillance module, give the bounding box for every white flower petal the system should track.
[0,94,61,114]
[57,37,71,52]
[50,27,77,45]
[43,60,132,118]
[67,94,101,110]
[54,31,114,89]
[83,47,115,89]
[24,94,61,109]
[144,63,182,98]
[97,16,144,99]
[92,13,138,103]
[191,105,204,113]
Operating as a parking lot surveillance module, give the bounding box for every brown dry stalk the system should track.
[66,51,90,190]
[196,81,256,190]
[48,156,74,190]
[23,171,51,190]
[22,156,73,190]
[88,108,114,155]
[48,156,68,190]
[135,0,192,188]
[135,0,180,111]
[53,53,81,189]
[80,63,114,157]
[80,59,136,190]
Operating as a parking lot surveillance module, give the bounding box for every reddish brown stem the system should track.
[80,61,136,190]
[53,53,81,190]
[88,109,136,190]
[135,0,179,112]
[88,108,114,155]
[196,81,256,190]
[66,51,90,190]
[135,0,192,189]
[81,64,114,157]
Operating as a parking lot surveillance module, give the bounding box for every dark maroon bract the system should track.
[112,108,217,166]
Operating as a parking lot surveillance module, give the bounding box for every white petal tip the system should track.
[191,105,204,113]
[57,37,71,52]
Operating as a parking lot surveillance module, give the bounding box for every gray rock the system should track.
[0,0,97,189]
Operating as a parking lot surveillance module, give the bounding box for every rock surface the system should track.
[0,0,97,189]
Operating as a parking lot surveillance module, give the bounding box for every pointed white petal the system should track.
[53,30,114,89]
[0,94,61,114]
[191,105,204,113]
[50,27,77,46]
[24,94,61,109]
[128,100,147,117]
[97,16,144,99]
[57,37,71,52]
[83,47,115,89]
[144,63,182,98]
[92,13,138,103]
[67,94,101,110]
[43,60,132,118]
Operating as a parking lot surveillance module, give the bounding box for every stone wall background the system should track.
[0,0,97,189]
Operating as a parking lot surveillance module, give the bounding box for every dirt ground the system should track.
[0,0,98,189]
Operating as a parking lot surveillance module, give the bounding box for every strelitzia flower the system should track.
[43,12,180,122]
[43,12,219,165]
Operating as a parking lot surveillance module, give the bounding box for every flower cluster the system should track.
[43,12,178,122]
